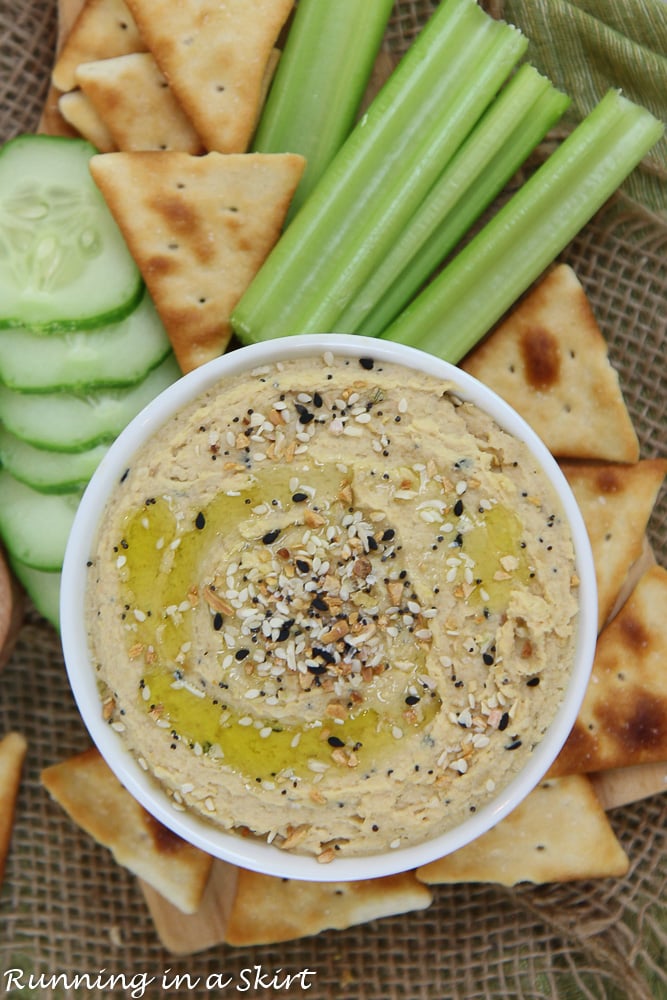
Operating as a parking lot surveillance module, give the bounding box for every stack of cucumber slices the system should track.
[0,134,181,629]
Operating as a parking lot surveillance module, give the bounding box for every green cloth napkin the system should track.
[496,0,667,219]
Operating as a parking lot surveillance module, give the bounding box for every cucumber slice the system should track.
[0,426,108,493]
[0,289,171,392]
[10,558,60,630]
[0,352,181,452]
[0,470,81,570]
[0,134,142,331]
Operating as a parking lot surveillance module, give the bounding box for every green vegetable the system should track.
[0,134,143,331]
[0,289,171,392]
[9,559,60,629]
[337,65,570,338]
[0,470,81,571]
[381,89,664,361]
[232,0,527,345]
[0,427,108,494]
[0,352,181,453]
[252,0,395,222]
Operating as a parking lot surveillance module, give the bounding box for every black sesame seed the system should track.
[311,595,329,611]
[291,492,308,503]
[262,528,281,544]
[498,712,510,731]
[212,612,223,631]
[235,648,250,661]
[482,651,494,666]
[296,559,310,573]
[505,739,522,751]
[295,404,314,424]
[328,736,345,748]
[453,498,464,517]
[359,357,374,370]
[313,646,336,664]
[120,468,130,483]
[382,528,395,541]
[405,695,420,706]
[526,676,540,687]
[367,535,378,550]
[195,511,206,530]
[313,392,323,407]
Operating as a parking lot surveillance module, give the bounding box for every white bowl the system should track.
[60,334,597,882]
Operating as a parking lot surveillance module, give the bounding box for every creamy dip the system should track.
[85,351,579,861]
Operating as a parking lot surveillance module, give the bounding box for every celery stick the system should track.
[337,65,570,337]
[252,0,395,222]
[381,90,664,361]
[232,0,526,346]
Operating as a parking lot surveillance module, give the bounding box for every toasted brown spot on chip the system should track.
[520,327,561,390]
[619,612,650,652]
[549,565,667,777]
[142,811,185,855]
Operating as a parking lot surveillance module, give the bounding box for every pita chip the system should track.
[560,458,667,630]
[89,150,305,372]
[417,775,629,887]
[124,0,294,153]
[461,264,639,463]
[41,747,213,914]
[58,89,117,152]
[225,868,432,947]
[548,564,667,778]
[52,0,146,93]
[0,732,27,888]
[75,53,204,154]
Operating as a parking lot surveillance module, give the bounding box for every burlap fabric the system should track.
[1,2,665,998]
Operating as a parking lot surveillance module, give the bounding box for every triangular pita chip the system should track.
[560,458,667,630]
[124,0,294,152]
[461,264,639,462]
[90,150,305,372]
[225,868,432,947]
[75,53,204,153]
[548,564,667,777]
[58,89,117,152]
[417,775,629,887]
[52,0,146,93]
[41,747,213,914]
[0,732,27,887]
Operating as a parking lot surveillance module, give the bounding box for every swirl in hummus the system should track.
[85,352,579,862]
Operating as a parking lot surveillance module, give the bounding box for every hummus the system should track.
[85,351,579,861]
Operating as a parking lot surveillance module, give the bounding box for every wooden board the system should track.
[591,761,667,811]
[38,0,84,136]
[137,757,667,955]
[0,546,24,672]
[140,861,239,956]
